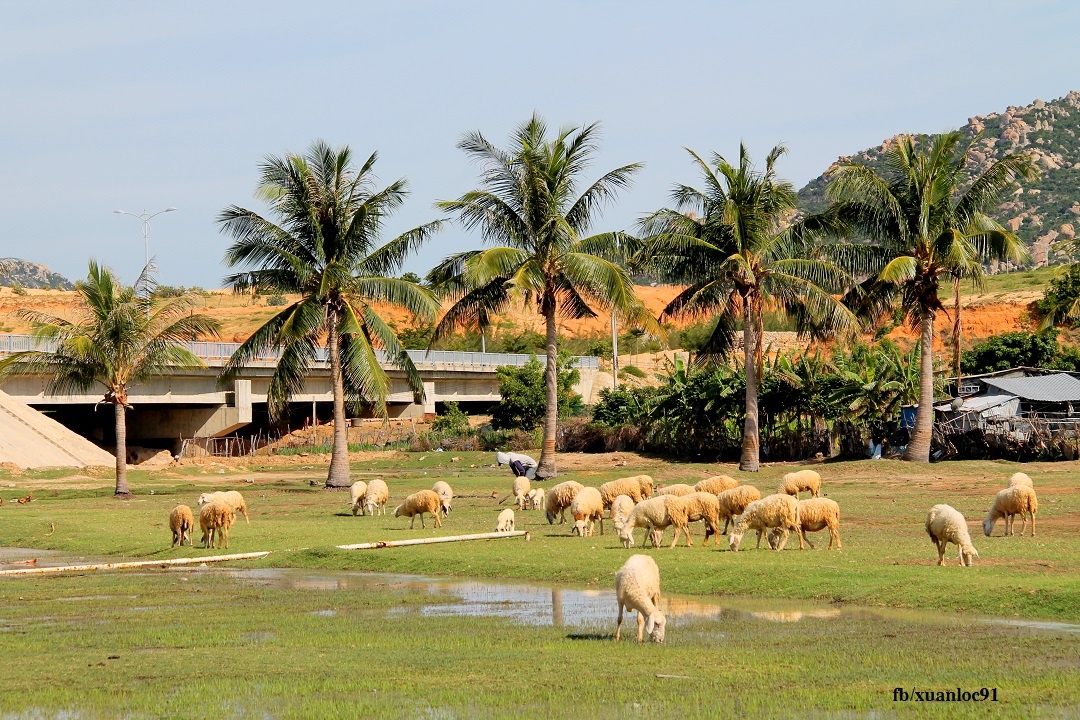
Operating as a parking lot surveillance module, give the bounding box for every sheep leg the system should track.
[410,516,416,529]
[792,521,805,550]
[615,604,624,641]
[421,514,427,529]
[829,522,841,550]
[222,526,229,550]
[598,516,604,536]
[937,541,946,566]
[636,611,646,643]
[801,529,816,550]
[775,529,789,551]
[1029,511,1035,537]
[435,513,443,529]
[755,529,764,549]
[243,509,250,525]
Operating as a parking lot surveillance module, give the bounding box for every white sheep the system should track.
[393,490,443,529]
[545,481,584,524]
[656,483,695,497]
[925,504,979,566]
[680,491,723,546]
[694,475,739,495]
[349,481,368,516]
[614,554,666,644]
[364,479,389,516]
[768,497,841,550]
[716,485,761,534]
[198,490,250,524]
[983,485,1038,537]
[496,508,515,532]
[526,488,546,511]
[728,494,802,551]
[431,480,454,515]
[1007,472,1033,488]
[571,486,605,537]
[609,494,636,534]
[776,470,821,498]
[618,495,691,549]
[598,475,653,507]
[500,476,531,510]
[169,505,194,547]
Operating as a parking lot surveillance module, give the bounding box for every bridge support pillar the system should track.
[422,381,436,420]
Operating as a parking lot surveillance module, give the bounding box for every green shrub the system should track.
[491,354,582,431]
[431,401,470,435]
[619,365,646,379]
[10,281,26,296]
[267,294,287,306]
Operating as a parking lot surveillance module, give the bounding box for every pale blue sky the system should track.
[1,0,1077,288]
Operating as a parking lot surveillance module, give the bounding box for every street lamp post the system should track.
[113,207,177,274]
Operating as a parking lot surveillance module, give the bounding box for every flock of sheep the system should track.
[165,463,1043,644]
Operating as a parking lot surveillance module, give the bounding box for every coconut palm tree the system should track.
[219,140,441,488]
[430,114,654,479]
[0,261,220,496]
[637,144,857,472]
[827,132,1036,462]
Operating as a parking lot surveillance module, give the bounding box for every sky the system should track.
[1,0,1079,289]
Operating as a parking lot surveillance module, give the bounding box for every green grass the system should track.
[965,265,1063,297]
[0,453,1078,717]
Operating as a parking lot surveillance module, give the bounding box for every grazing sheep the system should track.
[198,490,250,524]
[364,479,389,516]
[614,554,666,644]
[544,481,585,524]
[728,494,802,551]
[609,494,636,534]
[199,501,236,549]
[768,498,841,550]
[716,485,761,534]
[349,481,368,516]
[680,492,723,546]
[496,508,515,532]
[777,470,821,498]
[571,487,605,537]
[1007,472,1033,488]
[618,495,691,549]
[169,505,194,547]
[598,475,653,508]
[926,504,979,566]
[526,488,546,511]
[983,485,1039,537]
[431,481,454,515]
[394,490,444,529]
[500,476,531,510]
[695,475,739,496]
[656,483,695,497]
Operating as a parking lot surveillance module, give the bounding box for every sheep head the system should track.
[618,526,634,548]
[392,504,404,518]
[645,612,666,644]
[960,545,979,567]
[982,516,995,537]
[572,520,587,537]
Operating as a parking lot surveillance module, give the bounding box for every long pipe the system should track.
[338,530,530,550]
[0,551,270,577]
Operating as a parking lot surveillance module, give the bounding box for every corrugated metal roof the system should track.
[981,374,1080,402]
[935,395,1019,413]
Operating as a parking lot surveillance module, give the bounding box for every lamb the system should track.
[169,505,194,547]
[609,494,636,534]
[199,501,236,549]
[728,493,802,551]
[656,483,695,497]
[716,485,761,534]
[614,554,666,644]
[526,488,546,511]
[496,508,515,532]
[363,479,389,516]
[571,486,605,537]
[618,495,691,549]
[500,476,531,510]
[983,485,1038,537]
[198,490,249,524]
[694,475,739,496]
[598,475,653,508]
[1007,472,1033,488]
[776,470,821,498]
[431,480,454,515]
[768,498,841,550]
[926,504,979,566]
[349,481,368,516]
[394,490,444,529]
[680,491,723,546]
[544,481,585,524]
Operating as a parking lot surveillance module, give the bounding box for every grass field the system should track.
[0,452,1078,718]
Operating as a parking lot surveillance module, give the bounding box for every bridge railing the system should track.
[0,334,600,370]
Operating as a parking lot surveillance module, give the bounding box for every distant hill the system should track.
[798,90,1080,268]
[0,258,74,290]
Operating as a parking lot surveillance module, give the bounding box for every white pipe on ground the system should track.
[338,531,531,550]
[0,551,270,577]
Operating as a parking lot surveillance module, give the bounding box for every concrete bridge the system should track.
[0,334,599,448]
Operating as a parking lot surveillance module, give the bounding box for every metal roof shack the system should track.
[981,374,1080,403]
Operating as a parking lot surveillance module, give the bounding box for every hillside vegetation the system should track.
[0,258,73,290]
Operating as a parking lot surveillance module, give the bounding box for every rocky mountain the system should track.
[798,91,1080,268]
[0,258,74,290]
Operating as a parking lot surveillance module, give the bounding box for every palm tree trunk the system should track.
[536,303,559,480]
[953,277,962,392]
[904,308,936,463]
[114,402,130,496]
[326,313,351,488]
[740,296,760,472]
